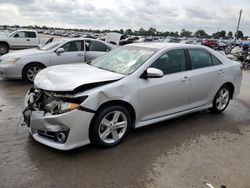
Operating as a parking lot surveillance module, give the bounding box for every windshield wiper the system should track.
[86,60,92,65]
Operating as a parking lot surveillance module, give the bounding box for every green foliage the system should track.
[194,30,208,38]
[235,30,244,38]
[1,24,245,39]
[180,29,192,37]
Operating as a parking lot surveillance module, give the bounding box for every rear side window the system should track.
[189,49,212,69]
[25,32,36,38]
[150,49,186,75]
[88,41,109,52]
[211,54,222,65]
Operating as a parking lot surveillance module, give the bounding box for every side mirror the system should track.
[146,68,163,78]
[14,34,19,38]
[56,48,64,55]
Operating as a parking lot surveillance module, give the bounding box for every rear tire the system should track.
[246,64,250,71]
[89,106,131,148]
[0,43,9,55]
[210,85,231,113]
[22,63,45,83]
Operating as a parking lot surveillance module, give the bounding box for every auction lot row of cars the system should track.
[0,30,242,150]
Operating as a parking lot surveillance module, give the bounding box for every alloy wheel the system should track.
[216,88,230,110]
[26,66,42,82]
[0,46,7,54]
[98,111,128,144]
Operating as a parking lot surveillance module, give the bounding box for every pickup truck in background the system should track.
[0,30,53,55]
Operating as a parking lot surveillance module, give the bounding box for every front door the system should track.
[50,40,85,65]
[138,49,191,122]
[10,31,29,49]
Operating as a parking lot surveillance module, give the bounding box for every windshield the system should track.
[40,40,65,51]
[91,46,157,75]
[7,31,16,37]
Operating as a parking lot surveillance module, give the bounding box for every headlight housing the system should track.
[58,102,80,114]
[44,96,88,115]
[0,57,20,64]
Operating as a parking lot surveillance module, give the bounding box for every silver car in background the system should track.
[23,43,242,150]
[0,38,115,82]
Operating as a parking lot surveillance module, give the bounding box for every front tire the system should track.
[210,85,231,113]
[0,43,9,55]
[22,63,45,83]
[90,106,131,148]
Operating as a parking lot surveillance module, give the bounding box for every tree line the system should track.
[1,25,246,39]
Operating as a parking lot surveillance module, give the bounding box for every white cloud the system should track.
[0,0,249,35]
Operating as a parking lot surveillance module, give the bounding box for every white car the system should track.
[0,30,53,55]
[23,43,242,150]
[0,38,116,82]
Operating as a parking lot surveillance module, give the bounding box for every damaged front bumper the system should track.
[23,89,95,150]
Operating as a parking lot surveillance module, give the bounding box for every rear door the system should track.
[138,49,191,122]
[50,40,85,65]
[187,48,224,108]
[25,31,39,47]
[85,40,110,62]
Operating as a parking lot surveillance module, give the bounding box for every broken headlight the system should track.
[45,96,88,115]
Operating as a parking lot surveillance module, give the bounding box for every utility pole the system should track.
[234,9,243,43]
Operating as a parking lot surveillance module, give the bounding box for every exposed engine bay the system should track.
[22,87,87,126]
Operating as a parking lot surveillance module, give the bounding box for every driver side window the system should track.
[61,41,83,52]
[150,49,186,75]
[14,32,25,38]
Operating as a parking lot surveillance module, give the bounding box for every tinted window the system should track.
[88,41,109,52]
[25,32,36,38]
[61,41,83,52]
[211,54,222,65]
[189,49,212,69]
[150,49,186,75]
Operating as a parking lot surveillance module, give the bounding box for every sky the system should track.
[0,0,249,35]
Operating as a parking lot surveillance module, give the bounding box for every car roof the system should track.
[15,30,37,32]
[60,37,116,48]
[126,42,203,50]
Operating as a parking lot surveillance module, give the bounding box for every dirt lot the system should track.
[0,72,250,188]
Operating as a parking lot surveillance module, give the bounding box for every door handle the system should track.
[218,69,224,75]
[181,76,190,82]
[26,39,30,41]
[77,53,84,57]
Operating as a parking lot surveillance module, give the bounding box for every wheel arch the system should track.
[89,100,136,137]
[220,82,234,99]
[0,41,10,47]
[22,62,46,81]
[22,62,46,76]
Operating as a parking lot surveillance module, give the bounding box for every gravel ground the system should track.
[0,70,249,188]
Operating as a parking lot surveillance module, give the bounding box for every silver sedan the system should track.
[23,43,242,150]
[0,38,115,82]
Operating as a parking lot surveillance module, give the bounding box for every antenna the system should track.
[234,9,243,44]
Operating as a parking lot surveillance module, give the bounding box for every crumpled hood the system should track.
[0,48,46,60]
[34,64,125,92]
